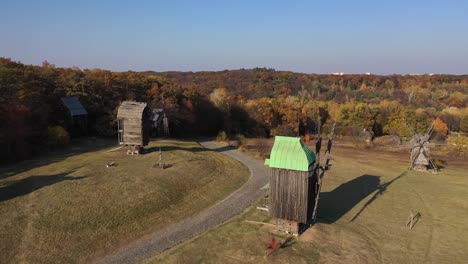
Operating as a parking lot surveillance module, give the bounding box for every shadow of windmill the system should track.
[0,170,86,202]
[317,172,407,223]
[350,171,407,222]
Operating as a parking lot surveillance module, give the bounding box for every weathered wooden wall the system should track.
[121,119,143,145]
[269,168,317,223]
[117,101,151,146]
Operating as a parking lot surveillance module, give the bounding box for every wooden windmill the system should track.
[117,101,153,155]
[264,123,335,235]
[152,109,170,137]
[408,121,438,171]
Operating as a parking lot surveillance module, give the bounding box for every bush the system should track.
[446,134,468,153]
[373,135,401,146]
[47,126,70,147]
[341,126,360,137]
[234,134,246,146]
[216,130,228,142]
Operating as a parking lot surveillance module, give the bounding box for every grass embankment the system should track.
[153,142,468,264]
[0,139,249,263]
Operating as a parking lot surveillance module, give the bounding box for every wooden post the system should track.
[159,146,163,168]
[406,210,414,228]
[406,209,421,230]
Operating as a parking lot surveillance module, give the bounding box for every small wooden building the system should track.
[265,136,317,226]
[117,101,152,154]
[60,97,88,136]
[152,108,169,137]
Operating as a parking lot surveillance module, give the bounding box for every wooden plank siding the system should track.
[117,101,152,146]
[269,168,318,223]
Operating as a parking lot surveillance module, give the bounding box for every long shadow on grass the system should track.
[349,172,407,222]
[0,138,114,180]
[145,144,237,154]
[0,170,86,202]
[317,172,406,223]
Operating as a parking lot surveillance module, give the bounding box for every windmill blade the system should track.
[421,134,430,144]
[426,120,435,136]
[420,121,435,142]
[315,118,322,160]
[315,137,322,157]
[311,123,336,221]
[405,121,417,137]
[429,159,438,171]
[311,166,323,221]
[320,123,335,170]
[322,141,332,169]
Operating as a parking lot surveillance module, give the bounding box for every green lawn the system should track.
[152,144,468,264]
[0,139,249,264]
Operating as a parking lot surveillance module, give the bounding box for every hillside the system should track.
[152,143,468,264]
[0,139,249,263]
[1,59,467,163]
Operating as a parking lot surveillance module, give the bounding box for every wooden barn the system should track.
[60,96,88,136]
[265,136,318,230]
[117,101,153,154]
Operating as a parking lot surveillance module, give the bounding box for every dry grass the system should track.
[153,141,468,264]
[0,139,249,264]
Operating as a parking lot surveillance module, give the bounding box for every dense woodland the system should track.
[1,58,467,162]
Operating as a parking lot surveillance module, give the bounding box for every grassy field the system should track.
[0,139,249,264]
[152,141,468,264]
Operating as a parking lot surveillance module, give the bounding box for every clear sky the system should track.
[1,0,467,74]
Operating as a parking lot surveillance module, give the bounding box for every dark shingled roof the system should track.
[61,97,87,116]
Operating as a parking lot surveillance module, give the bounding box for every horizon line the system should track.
[3,57,467,76]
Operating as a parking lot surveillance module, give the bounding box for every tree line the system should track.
[1,59,467,162]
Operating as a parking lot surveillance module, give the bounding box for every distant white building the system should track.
[332,72,344,76]
[365,72,371,75]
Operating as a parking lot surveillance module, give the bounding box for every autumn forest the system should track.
[1,58,467,162]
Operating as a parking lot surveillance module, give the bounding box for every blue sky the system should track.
[1,0,467,74]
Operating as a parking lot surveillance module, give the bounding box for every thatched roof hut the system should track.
[265,136,317,224]
[117,101,152,146]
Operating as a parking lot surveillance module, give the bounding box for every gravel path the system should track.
[96,140,268,264]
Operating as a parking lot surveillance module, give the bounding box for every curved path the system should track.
[96,140,268,264]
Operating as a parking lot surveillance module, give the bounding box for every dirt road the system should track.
[96,140,268,264]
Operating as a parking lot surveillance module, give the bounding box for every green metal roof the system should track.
[265,136,316,172]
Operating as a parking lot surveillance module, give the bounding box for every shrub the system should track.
[235,134,246,146]
[216,130,228,142]
[446,134,468,153]
[373,135,401,146]
[341,126,360,137]
[47,126,70,147]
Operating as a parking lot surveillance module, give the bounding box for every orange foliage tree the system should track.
[434,117,449,135]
